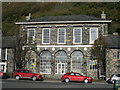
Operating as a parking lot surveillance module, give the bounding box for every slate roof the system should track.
[1,36,16,48]
[26,14,107,22]
[104,35,120,49]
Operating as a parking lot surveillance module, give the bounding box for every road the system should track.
[0,79,114,89]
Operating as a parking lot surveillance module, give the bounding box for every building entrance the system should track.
[57,63,66,74]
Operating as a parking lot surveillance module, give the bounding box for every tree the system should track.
[91,35,107,79]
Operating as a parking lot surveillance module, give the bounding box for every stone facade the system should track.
[0,37,15,73]
[0,48,15,73]
[106,49,120,80]
[16,14,111,79]
[21,24,107,79]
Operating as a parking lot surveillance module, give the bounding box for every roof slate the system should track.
[26,15,106,22]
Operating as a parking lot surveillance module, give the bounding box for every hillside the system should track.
[2,2,120,36]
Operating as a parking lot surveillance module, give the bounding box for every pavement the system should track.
[3,78,108,84]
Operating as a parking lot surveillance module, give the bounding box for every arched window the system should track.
[40,51,51,74]
[71,51,83,73]
[55,50,67,74]
[25,50,37,71]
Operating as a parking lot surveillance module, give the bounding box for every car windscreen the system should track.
[116,74,120,77]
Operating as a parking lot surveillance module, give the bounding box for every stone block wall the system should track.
[106,49,119,80]
[20,23,108,46]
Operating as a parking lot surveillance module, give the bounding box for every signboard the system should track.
[114,80,120,90]
[30,63,34,69]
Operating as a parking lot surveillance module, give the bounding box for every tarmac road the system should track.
[0,79,113,89]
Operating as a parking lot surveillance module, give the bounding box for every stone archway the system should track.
[25,50,37,72]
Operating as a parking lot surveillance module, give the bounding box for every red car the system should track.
[13,69,44,81]
[0,71,9,79]
[61,72,93,83]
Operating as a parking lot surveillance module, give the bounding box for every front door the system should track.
[57,63,66,74]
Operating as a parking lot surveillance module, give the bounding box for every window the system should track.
[55,51,67,74]
[75,73,82,76]
[71,51,83,73]
[73,28,82,44]
[118,50,120,59]
[27,29,35,44]
[40,51,51,74]
[68,73,74,75]
[89,60,97,70]
[0,64,5,72]
[42,28,50,44]
[0,48,7,60]
[90,28,98,44]
[57,28,66,44]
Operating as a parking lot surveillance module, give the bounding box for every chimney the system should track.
[101,11,106,19]
[26,13,31,20]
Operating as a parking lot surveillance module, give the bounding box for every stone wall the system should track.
[20,23,108,46]
[106,49,119,80]
[20,22,108,79]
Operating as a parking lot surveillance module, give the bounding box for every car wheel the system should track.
[32,76,37,81]
[84,79,89,83]
[15,75,20,80]
[65,78,70,82]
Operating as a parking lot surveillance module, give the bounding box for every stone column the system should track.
[67,54,71,72]
[51,53,55,75]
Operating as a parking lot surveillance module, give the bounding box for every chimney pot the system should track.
[101,11,106,19]
[26,13,31,20]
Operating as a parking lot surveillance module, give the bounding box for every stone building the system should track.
[0,37,16,73]
[15,12,112,79]
[104,34,120,80]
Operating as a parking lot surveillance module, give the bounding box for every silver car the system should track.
[107,74,120,84]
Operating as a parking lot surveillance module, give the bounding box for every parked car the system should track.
[106,74,120,84]
[61,72,93,83]
[0,71,9,79]
[13,69,44,81]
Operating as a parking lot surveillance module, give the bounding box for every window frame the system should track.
[73,27,82,44]
[42,28,50,44]
[118,50,120,59]
[27,28,36,44]
[89,60,97,70]
[57,28,66,44]
[0,48,7,60]
[39,51,52,74]
[89,28,98,44]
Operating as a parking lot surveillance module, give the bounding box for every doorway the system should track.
[57,63,66,74]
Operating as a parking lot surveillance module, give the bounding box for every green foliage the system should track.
[2,2,120,36]
[91,35,107,78]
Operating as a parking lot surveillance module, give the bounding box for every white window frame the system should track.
[73,27,82,44]
[118,51,120,59]
[0,48,7,60]
[56,63,66,74]
[0,62,7,72]
[27,28,36,44]
[42,28,50,44]
[0,48,1,59]
[89,65,97,71]
[57,28,66,44]
[89,60,97,70]
[90,28,98,44]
